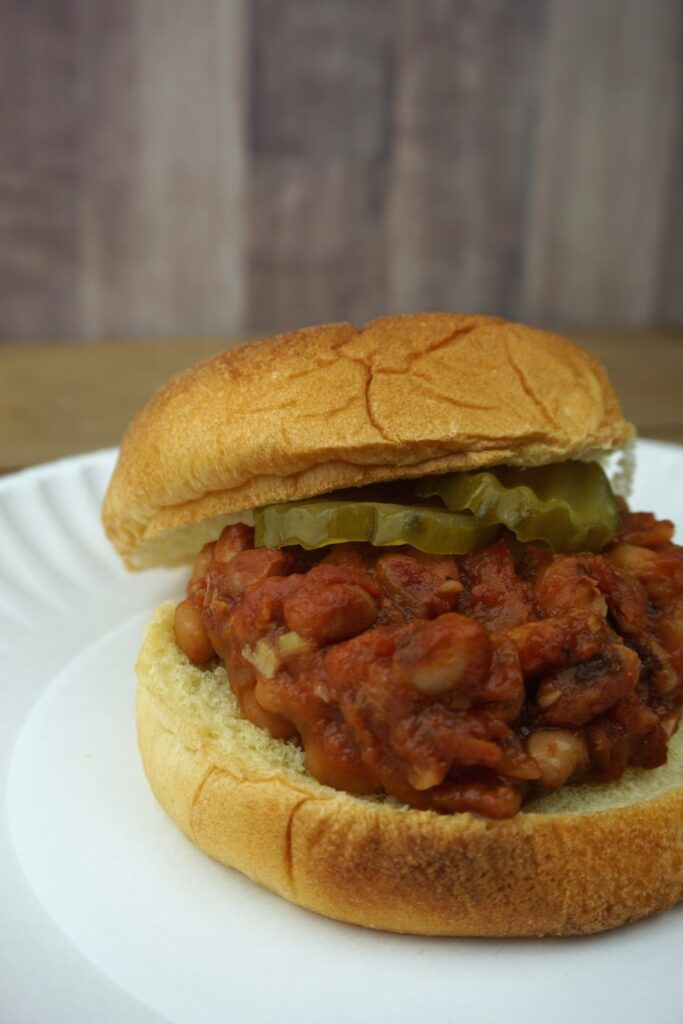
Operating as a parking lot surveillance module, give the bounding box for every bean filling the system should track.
[174,506,683,819]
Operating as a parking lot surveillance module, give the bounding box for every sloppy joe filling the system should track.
[174,506,683,819]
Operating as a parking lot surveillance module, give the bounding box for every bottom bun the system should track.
[136,602,683,936]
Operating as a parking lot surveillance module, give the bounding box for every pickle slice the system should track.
[254,500,496,555]
[417,461,619,553]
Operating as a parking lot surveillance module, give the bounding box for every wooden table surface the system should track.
[1,329,682,475]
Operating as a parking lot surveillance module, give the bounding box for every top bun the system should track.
[102,313,633,569]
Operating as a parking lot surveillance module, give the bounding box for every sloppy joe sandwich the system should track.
[103,313,683,936]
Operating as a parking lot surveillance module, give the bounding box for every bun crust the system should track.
[104,314,633,568]
[137,603,683,936]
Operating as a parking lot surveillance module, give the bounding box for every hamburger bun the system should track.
[103,313,681,938]
[137,601,683,937]
[102,313,633,569]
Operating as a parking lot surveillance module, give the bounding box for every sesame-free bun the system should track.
[137,602,683,936]
[103,313,633,568]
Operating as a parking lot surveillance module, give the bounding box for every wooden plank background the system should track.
[0,0,681,343]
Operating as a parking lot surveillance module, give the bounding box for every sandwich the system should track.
[102,312,683,936]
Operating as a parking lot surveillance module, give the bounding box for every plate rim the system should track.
[2,438,683,1024]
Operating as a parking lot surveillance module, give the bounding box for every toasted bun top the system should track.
[102,313,634,568]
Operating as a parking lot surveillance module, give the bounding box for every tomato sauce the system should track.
[173,507,683,819]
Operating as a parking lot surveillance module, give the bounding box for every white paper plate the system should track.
[3,443,683,1024]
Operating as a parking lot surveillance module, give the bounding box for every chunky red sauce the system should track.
[174,505,683,819]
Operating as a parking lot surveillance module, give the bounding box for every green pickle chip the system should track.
[254,500,496,555]
[417,461,619,553]
[254,461,619,556]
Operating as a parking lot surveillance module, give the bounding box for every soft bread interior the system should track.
[132,512,255,571]
[139,601,310,782]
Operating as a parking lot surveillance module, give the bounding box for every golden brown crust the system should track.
[103,314,633,568]
[136,604,683,936]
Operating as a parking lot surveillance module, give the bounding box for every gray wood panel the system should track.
[0,0,681,342]
[250,0,393,160]
[0,0,84,339]
[522,0,682,325]
[78,0,247,339]
[657,34,683,322]
[386,0,546,320]
[247,0,393,330]
[249,158,390,331]
[0,0,246,341]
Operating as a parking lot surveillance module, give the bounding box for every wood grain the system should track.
[0,0,247,341]
[79,0,247,339]
[0,0,83,339]
[657,31,683,323]
[249,159,390,331]
[0,0,681,340]
[387,0,546,320]
[247,0,393,330]
[1,330,682,474]
[522,0,682,326]
[250,0,393,160]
